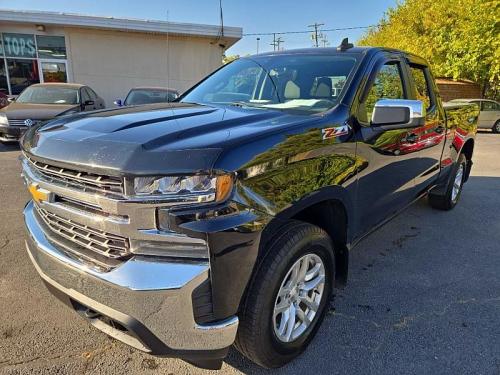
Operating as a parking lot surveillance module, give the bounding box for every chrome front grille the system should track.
[26,156,124,195]
[35,205,130,260]
[22,154,208,272]
[8,119,41,126]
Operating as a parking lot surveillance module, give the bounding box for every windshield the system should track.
[181,54,358,113]
[16,86,79,105]
[125,89,178,105]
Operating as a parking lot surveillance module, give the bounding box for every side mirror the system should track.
[84,100,95,106]
[113,99,123,107]
[8,97,15,103]
[371,99,425,128]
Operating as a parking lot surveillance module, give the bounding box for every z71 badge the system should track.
[322,124,351,140]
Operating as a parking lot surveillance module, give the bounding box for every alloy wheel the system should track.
[272,253,325,343]
[451,163,464,202]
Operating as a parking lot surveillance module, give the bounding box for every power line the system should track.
[242,25,377,37]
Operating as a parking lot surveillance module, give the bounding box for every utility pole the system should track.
[270,33,277,51]
[276,37,284,51]
[308,22,324,47]
[320,33,330,47]
[256,37,260,54]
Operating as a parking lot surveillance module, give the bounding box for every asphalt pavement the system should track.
[0,133,499,375]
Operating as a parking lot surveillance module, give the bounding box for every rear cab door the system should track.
[404,55,447,193]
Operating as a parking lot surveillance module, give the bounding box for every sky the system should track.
[0,0,398,56]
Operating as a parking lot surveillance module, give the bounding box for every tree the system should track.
[358,0,499,99]
[222,54,239,65]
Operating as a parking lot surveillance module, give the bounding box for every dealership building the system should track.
[0,9,242,104]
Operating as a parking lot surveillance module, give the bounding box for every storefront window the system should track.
[0,33,67,94]
[6,59,40,95]
[40,61,67,83]
[2,33,36,58]
[36,36,67,59]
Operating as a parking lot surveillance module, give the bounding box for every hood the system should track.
[21,102,315,176]
[2,102,77,120]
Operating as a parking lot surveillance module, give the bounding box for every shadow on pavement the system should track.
[223,177,500,374]
[0,142,20,152]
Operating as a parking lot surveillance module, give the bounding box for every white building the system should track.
[0,9,242,104]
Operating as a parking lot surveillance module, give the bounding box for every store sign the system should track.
[2,33,36,58]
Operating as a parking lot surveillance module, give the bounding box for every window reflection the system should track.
[6,59,40,95]
[0,60,8,95]
[36,36,67,59]
[40,62,67,83]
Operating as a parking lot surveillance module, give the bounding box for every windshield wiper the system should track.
[228,101,269,109]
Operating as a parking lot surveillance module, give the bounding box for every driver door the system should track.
[354,55,422,236]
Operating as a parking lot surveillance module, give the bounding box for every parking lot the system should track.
[0,133,499,375]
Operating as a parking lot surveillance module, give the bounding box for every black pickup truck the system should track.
[21,43,478,369]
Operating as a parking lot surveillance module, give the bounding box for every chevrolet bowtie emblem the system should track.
[28,183,51,203]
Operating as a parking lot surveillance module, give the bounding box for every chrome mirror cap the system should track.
[371,99,426,127]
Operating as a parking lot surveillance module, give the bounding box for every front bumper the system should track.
[0,124,27,141]
[24,201,238,368]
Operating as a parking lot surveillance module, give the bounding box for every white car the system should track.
[450,99,500,133]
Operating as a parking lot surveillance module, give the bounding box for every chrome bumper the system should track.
[0,124,26,142]
[24,201,238,354]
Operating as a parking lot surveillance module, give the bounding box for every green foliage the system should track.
[246,154,366,209]
[222,54,240,65]
[359,0,500,99]
[363,64,404,122]
[241,128,367,210]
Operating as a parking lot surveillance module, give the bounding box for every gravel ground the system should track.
[0,133,499,375]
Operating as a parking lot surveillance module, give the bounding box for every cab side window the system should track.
[409,65,433,110]
[87,87,98,100]
[81,88,91,103]
[361,63,405,123]
[482,101,499,111]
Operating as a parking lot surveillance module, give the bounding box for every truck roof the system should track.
[253,46,427,65]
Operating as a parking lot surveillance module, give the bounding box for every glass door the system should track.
[38,59,68,83]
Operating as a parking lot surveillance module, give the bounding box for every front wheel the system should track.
[429,153,467,210]
[492,121,500,134]
[234,221,334,368]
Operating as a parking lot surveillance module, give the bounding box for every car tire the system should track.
[492,121,500,134]
[234,220,334,368]
[428,153,467,210]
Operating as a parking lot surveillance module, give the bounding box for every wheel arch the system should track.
[257,187,353,290]
[460,138,474,181]
[289,199,349,288]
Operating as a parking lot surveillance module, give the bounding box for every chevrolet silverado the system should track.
[21,43,478,369]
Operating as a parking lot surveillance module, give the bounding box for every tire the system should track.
[492,121,500,134]
[428,153,467,210]
[234,221,334,368]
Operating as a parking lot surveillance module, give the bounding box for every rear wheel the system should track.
[235,221,334,368]
[492,121,500,133]
[429,153,467,210]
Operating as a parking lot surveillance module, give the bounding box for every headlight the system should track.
[133,174,233,203]
[0,113,8,126]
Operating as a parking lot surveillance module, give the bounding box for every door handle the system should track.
[404,133,418,143]
[435,125,445,134]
